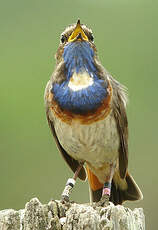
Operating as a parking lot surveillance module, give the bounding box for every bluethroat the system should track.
[44,20,143,205]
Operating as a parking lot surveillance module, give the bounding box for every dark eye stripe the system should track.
[89,33,94,41]
[61,35,67,43]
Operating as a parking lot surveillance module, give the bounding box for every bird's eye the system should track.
[61,35,67,43]
[89,33,94,42]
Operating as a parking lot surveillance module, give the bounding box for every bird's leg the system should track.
[97,182,111,206]
[61,163,84,203]
[97,163,115,207]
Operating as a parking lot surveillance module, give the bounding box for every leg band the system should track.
[102,182,111,196]
[62,178,76,200]
[66,178,76,188]
[102,187,111,196]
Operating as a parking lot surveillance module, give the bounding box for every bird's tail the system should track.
[87,167,143,205]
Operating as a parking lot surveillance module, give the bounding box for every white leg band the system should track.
[61,178,76,200]
[66,178,76,187]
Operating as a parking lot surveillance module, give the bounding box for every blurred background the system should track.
[0,0,157,229]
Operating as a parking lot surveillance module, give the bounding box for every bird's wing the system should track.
[110,77,128,179]
[44,81,86,181]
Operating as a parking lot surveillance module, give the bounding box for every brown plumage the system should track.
[44,20,143,205]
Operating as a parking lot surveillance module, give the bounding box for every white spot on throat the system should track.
[68,71,94,91]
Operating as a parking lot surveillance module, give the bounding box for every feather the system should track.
[110,77,128,179]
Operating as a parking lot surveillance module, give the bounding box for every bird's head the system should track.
[56,19,96,64]
[51,20,111,115]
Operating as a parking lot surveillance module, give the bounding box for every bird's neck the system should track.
[52,42,108,114]
[63,41,96,79]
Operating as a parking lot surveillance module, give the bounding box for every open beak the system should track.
[68,19,88,42]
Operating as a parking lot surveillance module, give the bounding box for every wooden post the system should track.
[0,198,145,230]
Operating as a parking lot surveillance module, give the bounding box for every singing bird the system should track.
[44,20,143,205]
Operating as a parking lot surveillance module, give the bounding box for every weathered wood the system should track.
[0,198,145,230]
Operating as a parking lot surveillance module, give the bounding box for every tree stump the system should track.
[0,198,145,230]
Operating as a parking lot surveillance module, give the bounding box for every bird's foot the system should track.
[97,185,111,207]
[61,194,70,203]
[61,195,71,209]
[61,193,76,209]
[96,194,110,207]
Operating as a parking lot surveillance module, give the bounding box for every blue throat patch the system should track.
[52,41,108,114]
[63,41,96,79]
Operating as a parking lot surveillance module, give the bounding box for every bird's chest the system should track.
[52,112,119,168]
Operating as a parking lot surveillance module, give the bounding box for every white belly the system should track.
[53,112,120,169]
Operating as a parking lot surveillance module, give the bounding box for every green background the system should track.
[0,0,157,229]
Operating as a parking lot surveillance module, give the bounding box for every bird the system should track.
[44,19,143,205]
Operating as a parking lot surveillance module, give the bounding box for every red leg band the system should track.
[102,187,111,196]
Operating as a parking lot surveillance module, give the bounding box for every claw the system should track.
[61,194,70,203]
[96,194,110,207]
